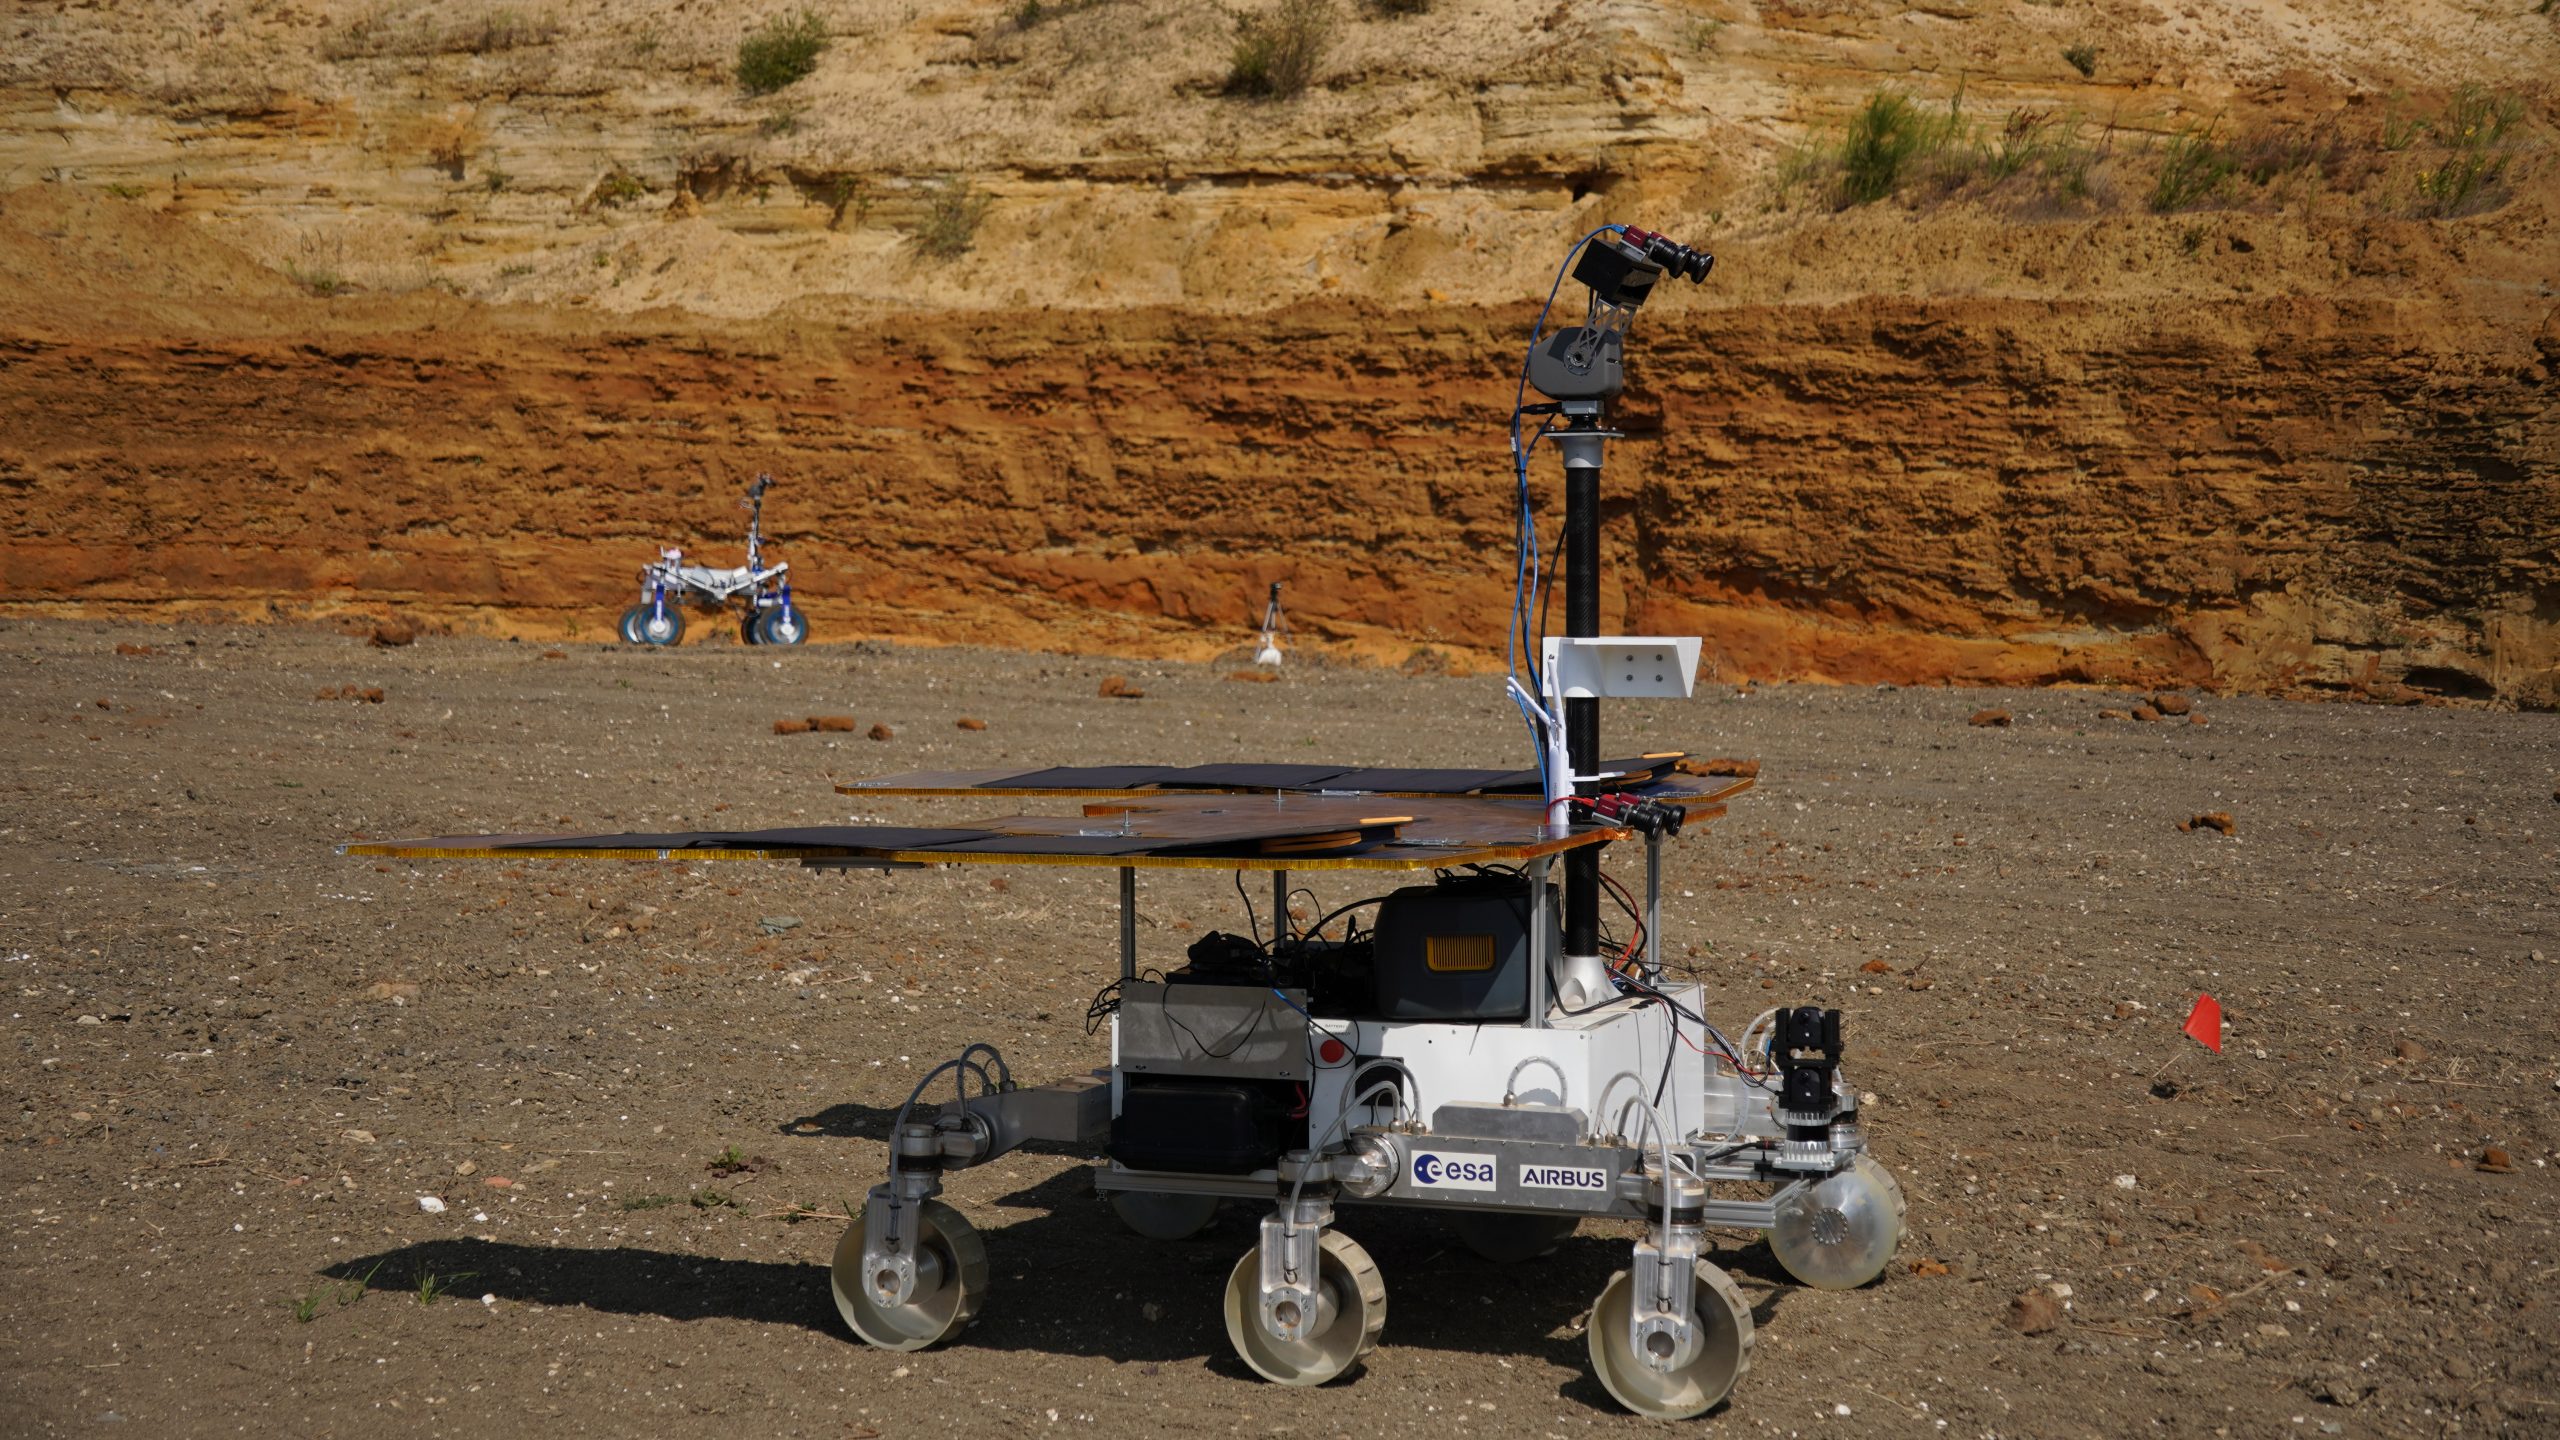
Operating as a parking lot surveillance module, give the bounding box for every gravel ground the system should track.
[3,620,2556,1438]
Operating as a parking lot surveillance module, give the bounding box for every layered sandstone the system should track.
[2,0,2554,702]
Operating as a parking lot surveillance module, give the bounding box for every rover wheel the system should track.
[616,606,647,644]
[756,606,807,646]
[1109,1190,1219,1241]
[1767,1155,1904,1291]
[1587,1259,1754,1419]
[1222,1230,1385,1386]
[637,604,684,647]
[738,610,761,645]
[1448,1211,1577,1265]
[832,1199,988,1352]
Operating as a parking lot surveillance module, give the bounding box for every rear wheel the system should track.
[1109,1190,1219,1241]
[833,1199,988,1352]
[616,606,647,644]
[1587,1259,1755,1418]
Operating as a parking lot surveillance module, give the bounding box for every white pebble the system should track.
[2113,1174,2138,1189]
[416,1196,447,1214]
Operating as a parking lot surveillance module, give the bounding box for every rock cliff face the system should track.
[2,0,2554,702]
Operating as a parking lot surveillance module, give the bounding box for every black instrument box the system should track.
[1370,874,1556,1023]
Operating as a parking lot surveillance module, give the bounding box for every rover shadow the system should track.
[321,1173,1804,1395]
[774,1099,1090,1159]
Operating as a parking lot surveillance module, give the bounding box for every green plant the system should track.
[1226,0,1334,99]
[497,263,535,278]
[285,1291,324,1322]
[284,263,347,296]
[907,175,992,258]
[594,171,648,207]
[708,1145,750,1174]
[738,11,828,96]
[1836,89,1962,205]
[1365,0,1430,14]
[759,104,805,136]
[618,1192,676,1210]
[482,160,511,193]
[2062,42,2097,77]
[2413,84,2525,217]
[2149,121,2235,212]
[105,181,146,200]
[2178,222,2208,254]
[1677,17,1723,51]
[458,8,560,54]
[333,1260,385,1308]
[690,1188,737,1209]
[413,1267,475,1304]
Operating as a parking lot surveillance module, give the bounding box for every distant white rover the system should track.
[617,474,806,646]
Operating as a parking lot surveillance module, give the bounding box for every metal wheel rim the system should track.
[1222,1230,1386,1386]
[766,609,804,644]
[641,611,680,645]
[1110,1190,1219,1241]
[833,1199,988,1352]
[1448,1210,1578,1265]
[617,607,646,644]
[1586,1260,1754,1419]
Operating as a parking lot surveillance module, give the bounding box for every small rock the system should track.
[1908,1257,1951,1277]
[955,716,987,731]
[811,715,857,733]
[758,916,803,935]
[2130,704,2161,723]
[342,1128,377,1144]
[2256,1322,2290,1338]
[1226,670,1279,684]
[416,1195,446,1214]
[867,722,895,741]
[2188,713,2209,726]
[1968,708,2013,727]
[2096,708,2130,720]
[1676,756,1759,778]
[2006,1288,2063,1334]
[2178,811,2236,836]
[484,1176,514,1189]
[2477,1146,2514,1174]
[2112,1174,2137,1190]
[2393,1038,2427,1063]
[2308,1364,2373,1407]
[1097,675,1144,699]
[2444,1356,2475,1380]
[773,718,811,735]
[361,979,420,1002]
[541,649,567,660]
[1860,959,1894,974]
[455,1160,478,1177]
[114,642,154,657]
[2151,692,2193,715]
[370,619,416,648]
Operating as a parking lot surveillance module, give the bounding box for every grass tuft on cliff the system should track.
[907,177,993,258]
[1227,0,1335,99]
[738,11,829,96]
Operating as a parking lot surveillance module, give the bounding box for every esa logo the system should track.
[1410,1151,1497,1192]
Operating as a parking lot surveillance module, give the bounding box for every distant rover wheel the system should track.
[755,607,807,646]
[1448,1211,1577,1264]
[637,605,684,647]
[1587,1259,1755,1419]
[833,1198,987,1352]
[1223,1230,1385,1386]
[1109,1190,1219,1241]
[738,611,761,645]
[617,606,648,644]
[1767,1155,1905,1291]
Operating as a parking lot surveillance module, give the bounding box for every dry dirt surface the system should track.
[3,619,2557,1437]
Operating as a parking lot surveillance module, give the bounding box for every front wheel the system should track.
[1767,1154,1905,1291]
[832,1199,988,1352]
[754,606,807,646]
[636,604,684,647]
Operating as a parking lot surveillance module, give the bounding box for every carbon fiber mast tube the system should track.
[1555,415,1608,963]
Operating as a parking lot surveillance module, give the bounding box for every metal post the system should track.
[1644,829,1663,985]
[1556,417,1607,966]
[1273,868,1289,942]
[1526,855,1552,1029]
[1118,866,1137,981]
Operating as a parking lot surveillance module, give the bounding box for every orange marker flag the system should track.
[2182,994,2223,1054]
